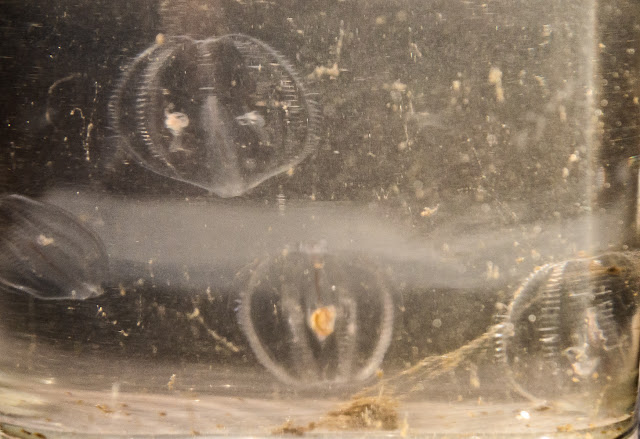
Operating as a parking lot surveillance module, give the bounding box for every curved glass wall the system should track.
[1,0,639,437]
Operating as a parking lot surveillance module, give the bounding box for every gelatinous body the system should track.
[109,34,321,197]
[366,252,639,413]
[237,243,394,388]
[495,253,640,403]
[0,195,109,300]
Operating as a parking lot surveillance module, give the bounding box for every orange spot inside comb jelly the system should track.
[309,305,336,341]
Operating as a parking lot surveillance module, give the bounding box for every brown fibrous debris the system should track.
[588,260,624,277]
[271,396,399,435]
[271,420,316,436]
[95,404,113,414]
[17,429,47,439]
[606,265,622,275]
[323,395,399,430]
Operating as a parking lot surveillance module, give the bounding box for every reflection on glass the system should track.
[109,34,321,197]
[237,242,394,388]
[0,195,109,300]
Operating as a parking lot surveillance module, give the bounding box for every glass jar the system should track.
[1,0,639,437]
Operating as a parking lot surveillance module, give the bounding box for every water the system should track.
[1,0,639,437]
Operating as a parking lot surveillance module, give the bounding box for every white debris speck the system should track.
[235,111,265,128]
[375,15,387,25]
[488,67,505,102]
[420,204,439,217]
[308,63,340,80]
[37,234,55,246]
[517,410,531,420]
[558,105,567,122]
[470,366,480,388]
[164,110,189,136]
[167,373,177,390]
[486,261,500,280]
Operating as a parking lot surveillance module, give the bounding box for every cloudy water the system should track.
[1,0,639,437]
